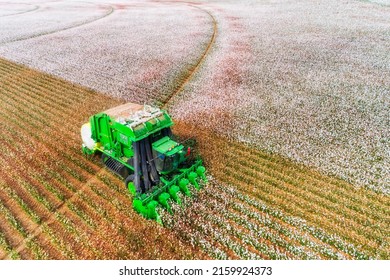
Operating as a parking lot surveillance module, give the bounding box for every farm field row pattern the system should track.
[0,58,388,259]
[0,58,207,259]
[172,123,390,259]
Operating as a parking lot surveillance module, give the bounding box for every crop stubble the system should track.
[0,58,208,259]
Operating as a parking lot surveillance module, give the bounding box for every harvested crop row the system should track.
[204,187,346,259]
[0,193,33,259]
[222,159,386,242]
[162,180,359,259]
[1,113,199,259]
[173,122,390,259]
[231,144,389,211]
[0,58,208,260]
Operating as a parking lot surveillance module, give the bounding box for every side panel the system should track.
[114,123,134,158]
[91,113,135,164]
[90,113,113,148]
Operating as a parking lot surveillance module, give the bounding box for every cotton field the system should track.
[0,0,389,260]
[168,0,390,194]
[0,1,213,104]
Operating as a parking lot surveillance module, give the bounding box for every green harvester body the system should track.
[81,103,207,223]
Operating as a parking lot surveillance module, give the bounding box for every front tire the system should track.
[125,174,138,195]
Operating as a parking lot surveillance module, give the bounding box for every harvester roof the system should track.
[102,102,173,140]
[152,136,183,156]
[104,102,144,119]
[104,102,166,128]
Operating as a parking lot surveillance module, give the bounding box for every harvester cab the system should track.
[152,136,189,174]
[81,103,207,223]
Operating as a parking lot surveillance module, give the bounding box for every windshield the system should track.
[153,151,178,173]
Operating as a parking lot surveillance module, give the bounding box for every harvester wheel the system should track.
[101,153,107,164]
[82,145,94,155]
[125,174,138,195]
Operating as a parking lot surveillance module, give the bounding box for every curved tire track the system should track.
[0,3,114,45]
[0,4,39,18]
[161,4,217,108]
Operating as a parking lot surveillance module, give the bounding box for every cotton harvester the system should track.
[80,103,207,224]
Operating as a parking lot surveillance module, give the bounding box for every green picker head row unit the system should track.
[81,103,207,223]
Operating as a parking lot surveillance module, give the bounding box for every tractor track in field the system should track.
[0,4,39,18]
[0,3,114,45]
[161,4,217,109]
[2,169,108,260]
